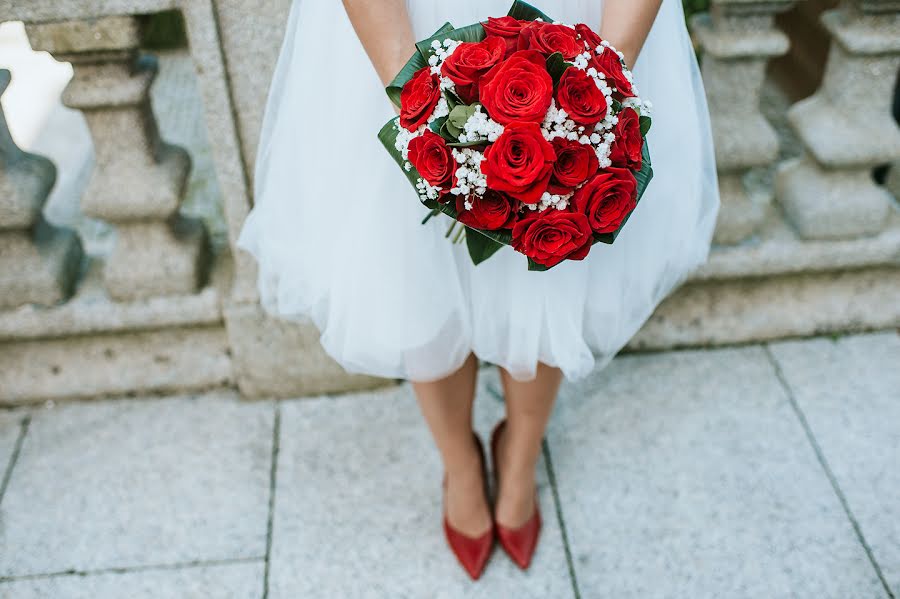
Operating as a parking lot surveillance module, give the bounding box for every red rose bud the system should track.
[511,209,593,268]
[548,138,600,195]
[400,67,442,131]
[455,190,517,231]
[573,168,637,234]
[441,37,506,104]
[609,107,643,170]
[482,121,556,205]
[482,16,527,59]
[590,48,635,99]
[518,22,582,60]
[574,23,603,53]
[407,130,454,189]
[479,50,553,125]
[556,67,609,127]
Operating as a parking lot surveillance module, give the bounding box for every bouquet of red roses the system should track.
[378,1,653,270]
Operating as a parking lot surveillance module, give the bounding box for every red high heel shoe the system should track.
[490,419,542,570]
[442,432,494,580]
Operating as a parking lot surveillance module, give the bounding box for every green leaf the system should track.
[527,258,550,272]
[639,115,652,136]
[441,118,462,140]
[507,0,553,22]
[429,116,448,136]
[443,89,462,111]
[545,52,572,86]
[385,22,454,107]
[448,139,488,148]
[448,103,478,130]
[416,22,486,60]
[465,226,506,265]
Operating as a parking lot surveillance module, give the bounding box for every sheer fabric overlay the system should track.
[237,0,720,382]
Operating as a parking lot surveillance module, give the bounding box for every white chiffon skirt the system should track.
[237,0,720,382]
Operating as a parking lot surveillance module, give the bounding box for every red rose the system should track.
[482,16,526,58]
[482,121,556,205]
[479,50,553,125]
[407,130,454,189]
[400,67,441,131]
[591,48,635,99]
[511,209,593,267]
[455,190,517,230]
[441,37,506,104]
[574,23,603,53]
[517,22,582,60]
[556,67,609,127]
[609,107,643,170]
[572,168,637,234]
[548,138,600,195]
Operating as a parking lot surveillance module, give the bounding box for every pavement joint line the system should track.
[0,556,265,584]
[0,414,30,507]
[541,439,583,599]
[484,383,581,598]
[262,400,282,599]
[763,344,896,599]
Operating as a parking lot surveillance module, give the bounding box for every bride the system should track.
[238,0,718,579]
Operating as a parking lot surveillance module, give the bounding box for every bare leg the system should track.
[412,353,491,537]
[495,362,564,527]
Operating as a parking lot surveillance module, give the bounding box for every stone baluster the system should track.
[776,0,900,239]
[691,0,794,244]
[25,16,208,302]
[0,69,83,310]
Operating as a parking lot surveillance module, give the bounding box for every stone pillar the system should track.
[692,0,794,244]
[776,1,900,239]
[26,16,208,301]
[0,70,83,310]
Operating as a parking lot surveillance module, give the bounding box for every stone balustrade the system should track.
[0,0,897,404]
[0,70,83,311]
[25,17,208,301]
[692,0,794,244]
[776,0,900,239]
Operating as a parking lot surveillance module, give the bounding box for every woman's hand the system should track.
[599,0,663,69]
[342,0,416,88]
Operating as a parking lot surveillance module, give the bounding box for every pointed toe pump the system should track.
[490,419,542,570]
[442,432,494,580]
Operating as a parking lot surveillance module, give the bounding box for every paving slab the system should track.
[269,373,574,599]
[768,332,900,596]
[0,394,274,577]
[0,560,264,599]
[547,345,887,599]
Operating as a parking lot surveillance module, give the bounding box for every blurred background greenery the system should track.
[140,1,713,50]
[682,0,711,19]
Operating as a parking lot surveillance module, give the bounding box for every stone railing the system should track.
[0,0,898,403]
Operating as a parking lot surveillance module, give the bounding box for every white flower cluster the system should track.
[449,147,487,197]
[429,96,450,124]
[540,98,614,171]
[394,124,416,161]
[415,177,442,202]
[527,190,575,212]
[458,106,504,144]
[428,39,462,71]
[428,39,463,96]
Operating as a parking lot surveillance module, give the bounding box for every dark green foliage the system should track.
[682,0,711,20]
[140,11,187,50]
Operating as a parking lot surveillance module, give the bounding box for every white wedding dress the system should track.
[237,0,720,382]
